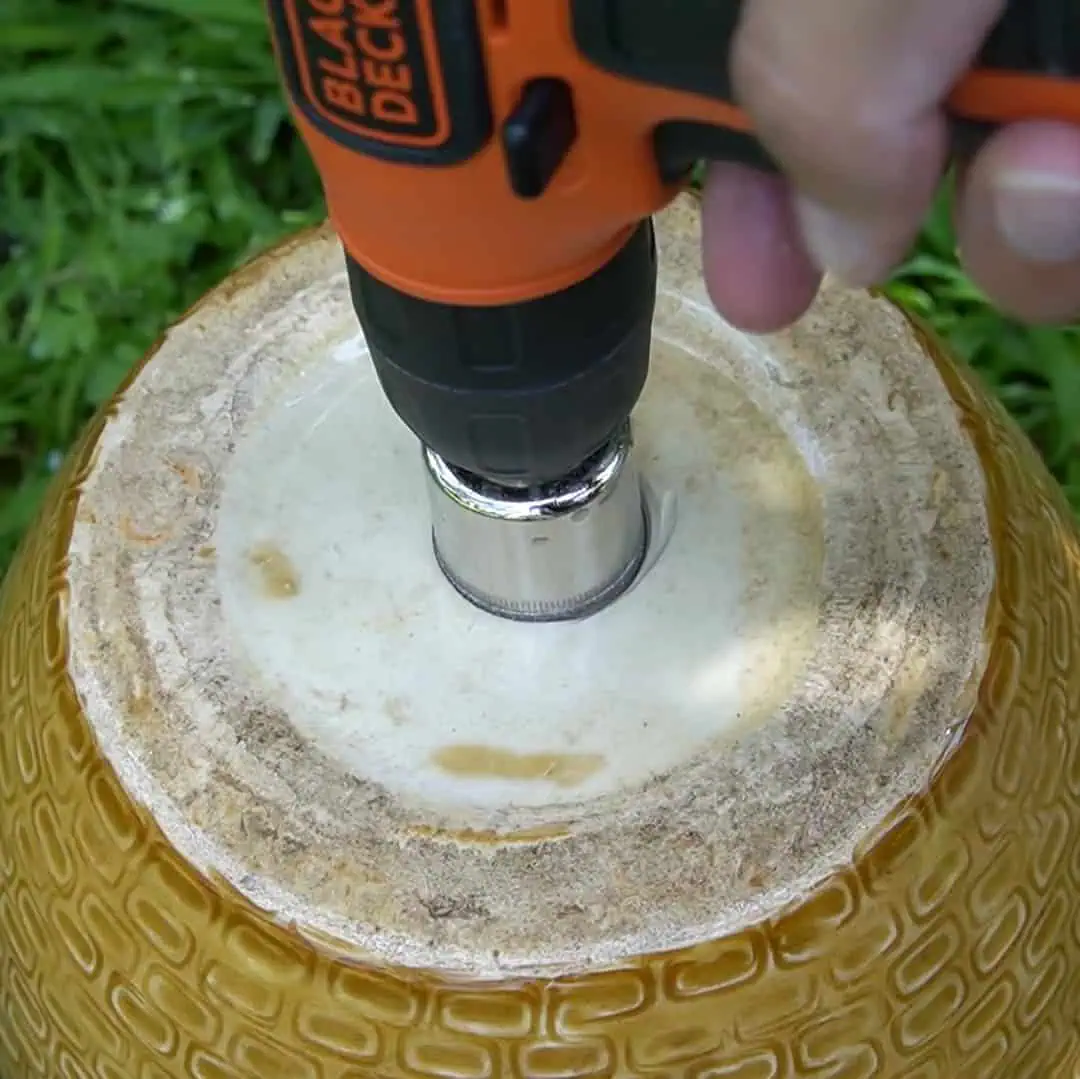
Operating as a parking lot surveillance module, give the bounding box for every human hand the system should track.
[703,0,1080,331]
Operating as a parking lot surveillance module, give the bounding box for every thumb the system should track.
[732,0,1006,286]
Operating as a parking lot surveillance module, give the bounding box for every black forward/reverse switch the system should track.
[502,79,578,199]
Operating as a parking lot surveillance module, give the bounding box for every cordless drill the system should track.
[265,0,1080,621]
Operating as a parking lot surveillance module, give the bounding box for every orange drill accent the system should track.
[948,71,1080,128]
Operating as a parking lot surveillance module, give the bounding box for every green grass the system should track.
[888,179,1080,505]
[3,1,1080,577]
[1,0,324,572]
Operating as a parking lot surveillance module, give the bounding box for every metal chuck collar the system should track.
[424,424,648,622]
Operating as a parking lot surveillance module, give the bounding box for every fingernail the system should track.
[795,197,881,287]
[994,170,1080,264]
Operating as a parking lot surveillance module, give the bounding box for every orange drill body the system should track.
[269,0,751,306]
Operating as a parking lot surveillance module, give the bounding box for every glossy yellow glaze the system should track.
[2,255,1080,1078]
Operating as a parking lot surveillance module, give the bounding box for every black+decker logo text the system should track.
[293,0,442,143]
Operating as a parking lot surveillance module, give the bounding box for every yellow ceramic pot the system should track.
[2,195,1079,1079]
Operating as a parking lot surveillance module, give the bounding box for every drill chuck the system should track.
[349,223,657,487]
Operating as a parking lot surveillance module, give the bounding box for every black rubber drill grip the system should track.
[349,223,658,487]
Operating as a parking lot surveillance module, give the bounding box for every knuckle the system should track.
[734,39,939,210]
[733,43,852,180]
[731,0,944,208]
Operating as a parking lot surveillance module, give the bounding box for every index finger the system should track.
[732,0,1006,284]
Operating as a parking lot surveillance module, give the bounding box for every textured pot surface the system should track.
[1,196,1080,1079]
